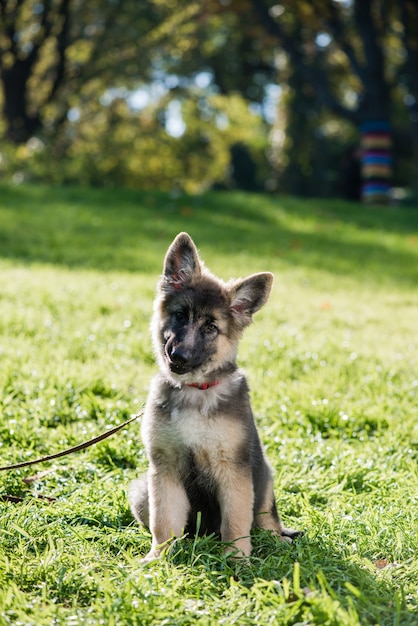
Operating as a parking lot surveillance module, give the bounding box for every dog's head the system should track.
[152,232,273,385]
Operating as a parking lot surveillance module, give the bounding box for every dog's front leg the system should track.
[143,467,190,563]
[217,466,255,558]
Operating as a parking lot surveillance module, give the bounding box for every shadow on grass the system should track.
[0,184,417,286]
[167,531,415,625]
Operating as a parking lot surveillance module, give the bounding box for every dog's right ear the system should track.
[161,232,201,292]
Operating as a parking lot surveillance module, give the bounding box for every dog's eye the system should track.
[205,323,218,335]
[174,310,187,323]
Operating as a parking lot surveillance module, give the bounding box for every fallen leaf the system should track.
[22,468,56,484]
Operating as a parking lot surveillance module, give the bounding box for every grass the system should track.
[0,183,417,625]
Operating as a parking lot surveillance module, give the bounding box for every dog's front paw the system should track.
[140,550,161,565]
[223,536,252,560]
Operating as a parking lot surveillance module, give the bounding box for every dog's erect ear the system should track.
[230,272,273,328]
[161,232,201,292]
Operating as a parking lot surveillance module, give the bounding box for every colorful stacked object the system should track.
[360,120,392,204]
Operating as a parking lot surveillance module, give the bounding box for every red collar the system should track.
[186,381,220,390]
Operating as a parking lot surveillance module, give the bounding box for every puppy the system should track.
[129,232,300,561]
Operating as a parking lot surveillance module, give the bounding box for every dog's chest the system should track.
[170,406,239,453]
[144,380,246,466]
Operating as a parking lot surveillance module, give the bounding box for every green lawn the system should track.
[0,184,417,625]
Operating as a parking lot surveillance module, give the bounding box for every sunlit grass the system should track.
[0,184,417,625]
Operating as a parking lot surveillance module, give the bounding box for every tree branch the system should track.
[353,0,390,118]
[72,0,125,84]
[0,0,22,57]
[46,0,71,104]
[399,0,418,99]
[353,0,385,84]
[326,0,367,85]
[14,0,55,80]
[250,0,359,123]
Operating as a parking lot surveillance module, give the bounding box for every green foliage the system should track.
[0,184,417,624]
[2,0,417,195]
[0,92,269,192]
[0,0,195,142]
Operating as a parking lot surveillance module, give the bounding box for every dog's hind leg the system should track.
[129,475,150,528]
[280,526,302,540]
[254,479,301,542]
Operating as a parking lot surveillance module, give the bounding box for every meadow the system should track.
[0,184,417,625]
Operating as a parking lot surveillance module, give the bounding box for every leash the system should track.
[0,410,143,472]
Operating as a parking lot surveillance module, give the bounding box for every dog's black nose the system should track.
[170,348,190,366]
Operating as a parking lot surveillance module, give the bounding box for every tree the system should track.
[249,0,418,202]
[0,0,274,191]
[0,0,198,144]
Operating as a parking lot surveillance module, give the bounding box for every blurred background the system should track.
[0,0,417,202]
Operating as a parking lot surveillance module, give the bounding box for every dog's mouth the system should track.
[167,358,192,375]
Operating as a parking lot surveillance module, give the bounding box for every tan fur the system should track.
[215,463,254,556]
[147,471,190,559]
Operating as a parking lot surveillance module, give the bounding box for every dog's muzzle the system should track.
[167,346,193,374]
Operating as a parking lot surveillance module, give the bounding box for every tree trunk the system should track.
[359,121,392,204]
[2,63,41,144]
[409,105,418,198]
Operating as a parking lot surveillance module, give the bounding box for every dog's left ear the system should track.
[230,272,273,328]
[161,232,201,292]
